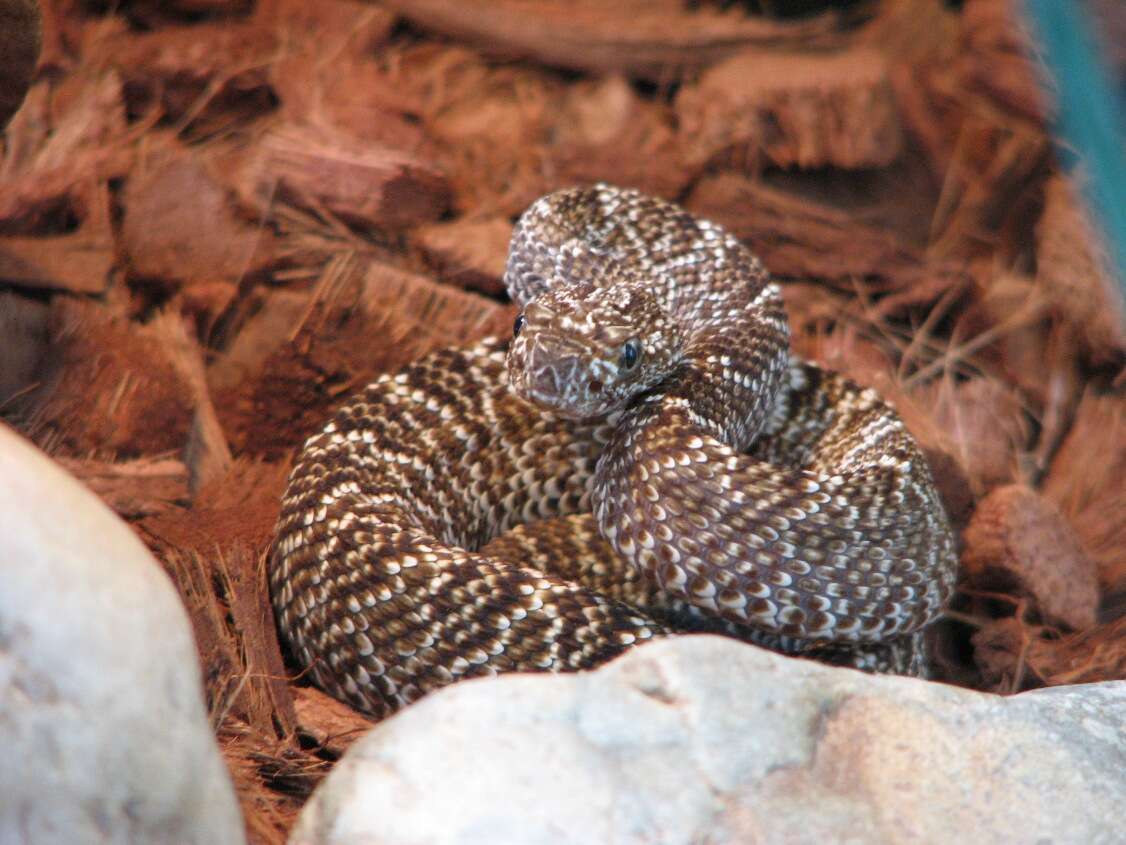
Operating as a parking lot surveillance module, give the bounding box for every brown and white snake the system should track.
[269,185,958,718]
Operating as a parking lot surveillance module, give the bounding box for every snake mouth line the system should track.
[515,382,609,421]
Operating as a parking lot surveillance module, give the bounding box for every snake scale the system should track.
[269,185,958,718]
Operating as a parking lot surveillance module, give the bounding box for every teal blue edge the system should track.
[1022,0,1126,300]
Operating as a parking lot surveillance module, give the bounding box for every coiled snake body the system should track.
[270,186,957,718]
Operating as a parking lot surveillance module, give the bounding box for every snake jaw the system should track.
[509,331,622,419]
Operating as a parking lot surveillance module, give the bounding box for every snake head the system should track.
[507,278,683,419]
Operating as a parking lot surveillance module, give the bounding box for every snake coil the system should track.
[269,186,957,718]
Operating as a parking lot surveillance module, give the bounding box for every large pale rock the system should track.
[293,636,1125,845]
[0,424,245,844]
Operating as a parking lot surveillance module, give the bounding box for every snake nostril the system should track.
[588,379,603,394]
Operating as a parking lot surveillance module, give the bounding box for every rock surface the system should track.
[292,636,1125,845]
[0,424,245,845]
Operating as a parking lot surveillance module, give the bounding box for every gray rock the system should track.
[292,635,1125,845]
[0,424,245,845]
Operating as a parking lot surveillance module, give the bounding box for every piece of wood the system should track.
[550,75,694,202]
[122,142,274,290]
[147,309,234,495]
[0,0,40,130]
[1043,389,1126,593]
[0,182,116,295]
[415,217,512,296]
[0,232,113,294]
[382,0,851,80]
[54,456,191,518]
[293,687,376,759]
[0,72,132,233]
[88,21,278,128]
[150,0,253,14]
[22,300,197,458]
[141,458,292,556]
[0,291,47,406]
[241,123,451,231]
[1035,174,1126,366]
[256,0,395,59]
[917,377,1030,497]
[686,173,925,286]
[211,255,512,458]
[207,288,312,396]
[962,484,1099,631]
[1025,616,1126,686]
[958,0,1051,127]
[973,616,1126,690]
[676,47,902,171]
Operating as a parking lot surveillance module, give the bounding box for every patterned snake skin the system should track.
[269,186,958,718]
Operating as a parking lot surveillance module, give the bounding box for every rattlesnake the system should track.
[269,185,958,718]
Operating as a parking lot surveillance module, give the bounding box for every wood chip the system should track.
[148,0,253,15]
[0,231,114,294]
[179,280,239,337]
[973,616,1126,690]
[21,300,198,458]
[962,484,1099,631]
[1024,616,1126,686]
[0,291,47,406]
[207,288,312,396]
[256,0,396,60]
[1035,174,1126,365]
[221,544,297,735]
[142,458,292,554]
[243,124,451,231]
[293,687,376,759]
[958,0,1050,126]
[686,173,923,285]
[91,21,278,128]
[260,0,408,142]
[147,309,233,495]
[928,125,1051,260]
[0,180,116,295]
[383,0,851,80]
[551,76,693,201]
[920,377,1030,496]
[212,255,511,458]
[0,0,40,130]
[421,48,564,215]
[54,456,191,518]
[677,48,902,171]
[122,142,274,289]
[415,217,513,296]
[1042,389,1126,593]
[971,617,1029,690]
[0,73,131,232]
[157,544,295,737]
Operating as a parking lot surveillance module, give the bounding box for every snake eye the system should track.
[513,314,526,338]
[619,340,640,371]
